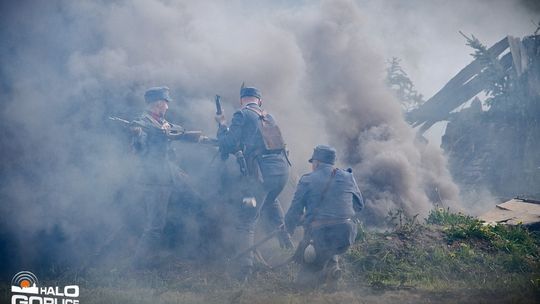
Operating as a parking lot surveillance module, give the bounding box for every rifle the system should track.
[228,226,288,262]
[271,236,309,269]
[266,218,310,269]
[109,116,218,145]
[109,115,132,126]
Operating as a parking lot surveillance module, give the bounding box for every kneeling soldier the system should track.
[285,145,364,290]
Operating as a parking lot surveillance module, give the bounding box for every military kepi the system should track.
[144,86,173,103]
[240,87,262,99]
[309,145,337,165]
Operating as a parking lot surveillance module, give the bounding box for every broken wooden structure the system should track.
[479,198,540,229]
[407,35,540,133]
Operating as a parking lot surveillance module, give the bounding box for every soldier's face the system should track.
[151,100,169,117]
[311,160,319,171]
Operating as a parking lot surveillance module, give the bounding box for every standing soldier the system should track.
[130,86,208,268]
[215,85,293,280]
[285,145,364,290]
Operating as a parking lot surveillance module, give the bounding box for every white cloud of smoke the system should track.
[0,0,535,275]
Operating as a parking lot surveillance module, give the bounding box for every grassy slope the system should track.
[1,209,539,303]
[346,208,540,299]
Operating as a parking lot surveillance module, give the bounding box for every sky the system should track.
[358,0,539,98]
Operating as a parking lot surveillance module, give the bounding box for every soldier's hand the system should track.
[215,113,226,125]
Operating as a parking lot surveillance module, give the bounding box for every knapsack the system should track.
[244,107,286,151]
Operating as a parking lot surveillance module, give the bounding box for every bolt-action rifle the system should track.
[108,116,218,145]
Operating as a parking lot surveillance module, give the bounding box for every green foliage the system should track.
[385,57,425,112]
[430,208,539,256]
[355,221,367,242]
[386,208,422,238]
[426,207,476,226]
[460,31,533,116]
[346,208,540,293]
[460,31,510,102]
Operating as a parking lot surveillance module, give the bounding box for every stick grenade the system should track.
[215,95,222,115]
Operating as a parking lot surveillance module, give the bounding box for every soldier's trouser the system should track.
[133,184,173,266]
[235,171,289,269]
[298,222,357,285]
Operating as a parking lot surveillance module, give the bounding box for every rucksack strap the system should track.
[244,106,268,120]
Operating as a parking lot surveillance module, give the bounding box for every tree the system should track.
[386,57,425,112]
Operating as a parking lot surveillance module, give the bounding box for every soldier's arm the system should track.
[351,174,364,212]
[130,121,148,154]
[217,110,244,154]
[285,176,309,235]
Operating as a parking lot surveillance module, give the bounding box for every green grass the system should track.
[2,208,538,303]
[346,208,540,295]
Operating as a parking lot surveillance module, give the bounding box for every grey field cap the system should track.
[240,87,262,99]
[309,145,337,165]
[144,86,173,103]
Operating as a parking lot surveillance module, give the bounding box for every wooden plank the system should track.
[407,36,510,128]
[508,36,523,76]
[418,52,514,132]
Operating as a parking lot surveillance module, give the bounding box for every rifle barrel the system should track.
[229,228,281,261]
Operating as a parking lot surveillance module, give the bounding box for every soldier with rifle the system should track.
[285,145,364,290]
[215,85,293,281]
[128,86,212,268]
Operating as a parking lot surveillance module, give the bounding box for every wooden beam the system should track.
[407,36,510,130]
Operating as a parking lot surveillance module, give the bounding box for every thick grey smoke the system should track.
[281,0,460,225]
[0,0,533,276]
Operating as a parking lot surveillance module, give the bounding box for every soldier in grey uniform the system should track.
[216,86,293,279]
[285,145,364,289]
[131,86,208,268]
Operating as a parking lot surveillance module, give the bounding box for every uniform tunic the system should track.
[131,111,203,265]
[285,162,364,277]
[217,102,290,268]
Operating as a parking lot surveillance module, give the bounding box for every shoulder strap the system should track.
[244,106,268,120]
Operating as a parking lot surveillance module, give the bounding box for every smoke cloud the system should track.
[0,0,534,277]
[283,0,460,225]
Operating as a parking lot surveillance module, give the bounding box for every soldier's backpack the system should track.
[244,107,286,151]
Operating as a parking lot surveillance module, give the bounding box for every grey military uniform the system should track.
[217,102,290,270]
[131,111,205,266]
[285,160,364,288]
